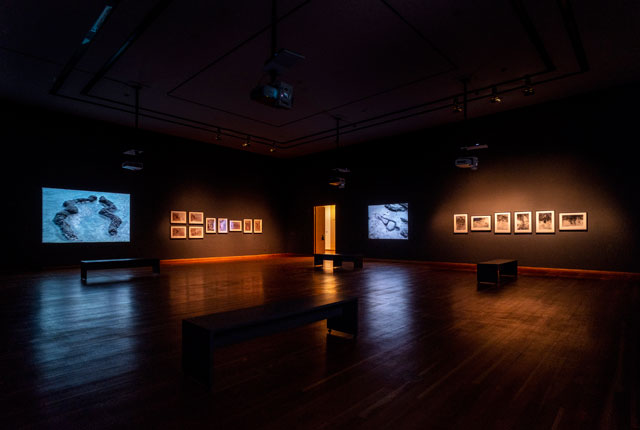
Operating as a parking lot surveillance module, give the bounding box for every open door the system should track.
[314,205,336,254]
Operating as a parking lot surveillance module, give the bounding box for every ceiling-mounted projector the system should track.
[250,80,294,109]
[455,157,478,170]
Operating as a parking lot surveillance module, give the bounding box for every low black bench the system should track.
[182,294,358,387]
[477,259,518,287]
[313,253,364,269]
[80,258,160,283]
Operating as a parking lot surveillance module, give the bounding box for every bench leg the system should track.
[81,267,87,284]
[327,299,358,337]
[182,321,214,388]
[314,255,322,266]
[152,261,160,274]
[354,258,363,269]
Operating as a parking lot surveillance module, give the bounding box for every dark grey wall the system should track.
[0,102,287,269]
[287,84,640,272]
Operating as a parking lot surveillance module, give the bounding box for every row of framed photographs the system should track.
[454,211,587,234]
[171,217,263,239]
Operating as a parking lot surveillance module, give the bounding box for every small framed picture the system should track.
[205,217,217,233]
[230,220,242,232]
[243,219,253,233]
[536,210,555,233]
[218,218,228,233]
[170,225,187,239]
[514,211,532,233]
[189,212,204,224]
[189,225,204,239]
[559,212,587,231]
[453,214,468,233]
[470,215,491,231]
[494,212,511,234]
[253,219,263,234]
[171,211,187,224]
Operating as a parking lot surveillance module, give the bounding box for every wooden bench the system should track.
[313,253,364,269]
[80,258,160,283]
[477,259,518,287]
[182,294,358,387]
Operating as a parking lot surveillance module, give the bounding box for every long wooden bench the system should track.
[313,253,364,269]
[182,294,358,387]
[477,259,518,287]
[80,258,160,283]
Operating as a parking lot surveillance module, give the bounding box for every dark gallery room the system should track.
[1,0,640,428]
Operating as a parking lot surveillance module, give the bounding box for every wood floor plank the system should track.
[0,257,638,429]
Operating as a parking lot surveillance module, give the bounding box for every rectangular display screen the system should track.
[368,203,408,239]
[42,187,130,243]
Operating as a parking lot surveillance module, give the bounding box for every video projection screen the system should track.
[42,187,131,243]
[368,203,409,239]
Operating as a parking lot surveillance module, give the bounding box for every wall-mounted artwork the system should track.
[368,203,409,239]
[254,219,263,233]
[42,187,131,243]
[218,218,228,233]
[243,219,253,233]
[514,211,532,233]
[171,225,187,239]
[453,214,468,233]
[494,212,511,234]
[559,212,587,231]
[189,212,204,224]
[230,220,242,232]
[189,226,204,239]
[470,215,491,231]
[536,210,555,233]
[205,218,216,233]
[171,211,187,224]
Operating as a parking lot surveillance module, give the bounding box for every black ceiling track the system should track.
[48,0,590,153]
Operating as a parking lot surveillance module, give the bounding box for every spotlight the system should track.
[452,97,463,113]
[489,86,502,103]
[242,136,251,148]
[269,141,276,153]
[522,76,535,96]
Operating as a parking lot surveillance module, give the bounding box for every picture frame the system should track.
[453,214,468,233]
[218,218,228,234]
[189,211,204,224]
[189,225,204,239]
[170,225,187,239]
[243,218,253,233]
[494,212,511,234]
[253,219,263,234]
[229,220,242,232]
[535,210,555,233]
[205,217,217,233]
[514,211,532,233]
[470,215,491,231]
[170,211,187,224]
[559,212,587,231]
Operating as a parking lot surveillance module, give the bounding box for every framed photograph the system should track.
[170,211,187,224]
[536,210,555,233]
[189,225,204,239]
[514,211,532,233]
[170,225,187,239]
[189,211,204,224]
[494,212,511,234]
[218,218,228,234]
[470,215,491,231]
[453,214,468,233]
[559,212,587,231]
[205,217,217,233]
[243,219,253,233]
[230,220,242,232]
[253,219,263,234]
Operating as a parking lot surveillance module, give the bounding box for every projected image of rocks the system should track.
[368,203,409,240]
[42,188,130,243]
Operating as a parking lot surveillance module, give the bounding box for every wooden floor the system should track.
[1,257,638,429]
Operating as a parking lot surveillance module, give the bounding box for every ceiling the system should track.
[1,0,639,157]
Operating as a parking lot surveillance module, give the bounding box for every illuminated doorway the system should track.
[314,205,336,254]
